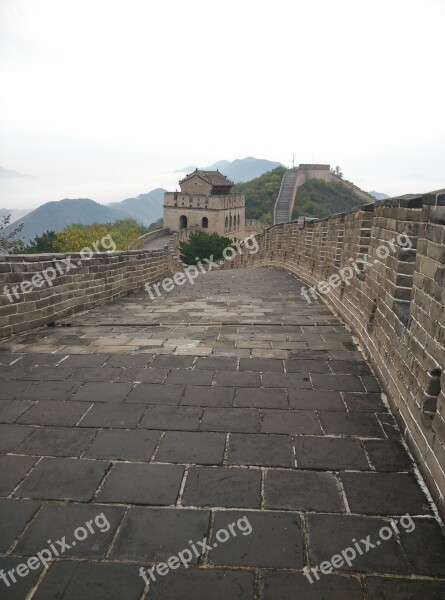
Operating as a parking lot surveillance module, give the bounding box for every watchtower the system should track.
[163,169,245,236]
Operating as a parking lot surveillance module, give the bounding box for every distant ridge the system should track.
[369,191,390,200]
[2,199,126,243]
[108,188,165,226]
[176,157,283,183]
[2,187,167,243]
[0,207,31,223]
[0,166,33,181]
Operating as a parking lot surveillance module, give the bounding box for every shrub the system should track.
[179,230,234,265]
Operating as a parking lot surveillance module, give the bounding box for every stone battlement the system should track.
[297,163,331,170]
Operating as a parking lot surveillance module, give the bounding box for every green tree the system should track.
[112,219,145,250]
[260,212,273,225]
[52,219,150,252]
[144,218,163,233]
[331,165,343,178]
[0,215,25,254]
[179,230,234,265]
[24,231,57,253]
[54,223,112,252]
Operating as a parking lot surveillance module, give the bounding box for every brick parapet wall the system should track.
[0,249,171,338]
[244,219,263,234]
[224,193,445,515]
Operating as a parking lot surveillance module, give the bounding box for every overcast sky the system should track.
[1,0,444,209]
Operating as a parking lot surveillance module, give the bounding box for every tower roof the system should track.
[179,169,234,187]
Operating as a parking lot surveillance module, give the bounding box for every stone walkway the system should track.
[0,268,444,599]
[140,233,172,251]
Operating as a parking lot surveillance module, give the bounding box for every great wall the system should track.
[274,164,375,224]
[1,177,444,598]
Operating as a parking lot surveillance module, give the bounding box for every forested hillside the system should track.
[233,166,286,224]
[233,167,365,224]
[291,179,364,219]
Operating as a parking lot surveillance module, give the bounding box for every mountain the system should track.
[203,160,231,172]
[176,157,283,183]
[369,191,390,200]
[0,167,35,224]
[2,186,167,243]
[0,166,33,181]
[0,208,32,223]
[2,198,128,243]
[175,165,197,173]
[108,188,165,226]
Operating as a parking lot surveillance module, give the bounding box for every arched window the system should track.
[225,216,228,230]
[237,214,240,227]
[179,215,188,229]
[229,215,233,229]
[202,216,208,228]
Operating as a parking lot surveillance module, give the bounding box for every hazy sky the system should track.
[1,0,444,209]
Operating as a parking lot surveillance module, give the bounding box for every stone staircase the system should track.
[274,169,298,224]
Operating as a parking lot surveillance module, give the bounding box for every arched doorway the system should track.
[202,216,208,228]
[179,215,188,229]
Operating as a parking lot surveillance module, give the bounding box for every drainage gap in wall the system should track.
[422,367,443,419]
[367,299,377,332]
[393,300,410,326]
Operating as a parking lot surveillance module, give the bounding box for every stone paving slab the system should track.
[150,569,255,599]
[15,503,124,559]
[209,510,304,568]
[96,463,184,505]
[182,466,261,508]
[1,268,445,599]
[14,457,110,501]
[110,507,210,562]
[156,431,226,465]
[32,561,146,600]
[259,572,364,599]
[0,499,40,553]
